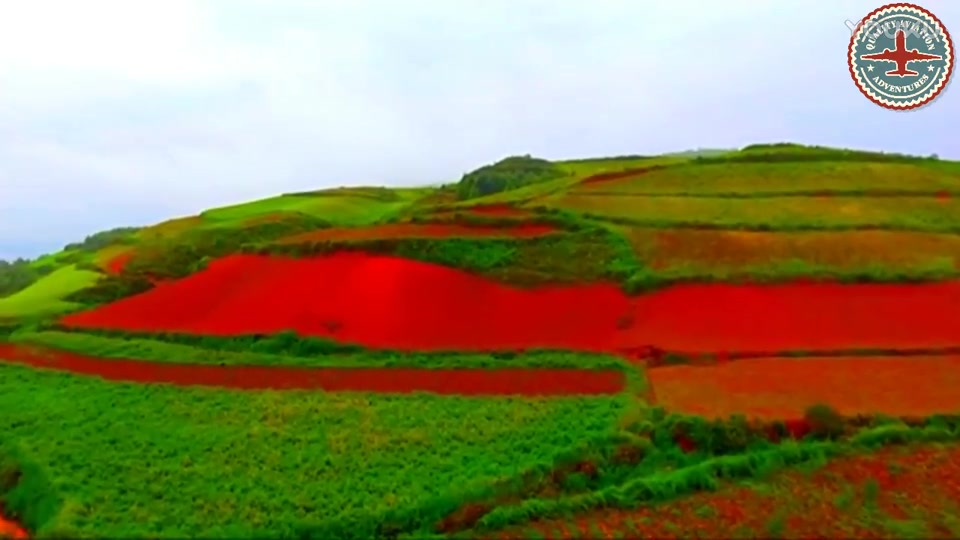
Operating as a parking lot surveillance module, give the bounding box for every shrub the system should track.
[804,403,846,439]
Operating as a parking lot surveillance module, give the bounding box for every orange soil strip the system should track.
[647,356,960,419]
[505,444,960,539]
[276,223,556,244]
[0,343,624,395]
[464,204,532,218]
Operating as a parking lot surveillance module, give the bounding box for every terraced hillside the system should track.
[3,144,960,538]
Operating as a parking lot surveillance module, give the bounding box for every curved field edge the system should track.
[447,422,960,539]
[0,362,639,539]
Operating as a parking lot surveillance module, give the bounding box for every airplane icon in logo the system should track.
[860,29,943,77]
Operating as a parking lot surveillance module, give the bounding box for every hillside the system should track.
[3,143,960,538]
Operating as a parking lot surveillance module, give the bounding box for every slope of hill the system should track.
[3,143,960,538]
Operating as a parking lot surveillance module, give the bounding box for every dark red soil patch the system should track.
[105,251,133,275]
[579,166,667,186]
[0,343,624,395]
[463,204,531,218]
[59,253,630,351]
[937,190,951,201]
[648,356,960,419]
[579,169,648,186]
[61,254,960,353]
[276,223,556,244]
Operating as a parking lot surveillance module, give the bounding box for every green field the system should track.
[537,193,960,232]
[0,362,629,538]
[572,161,960,196]
[0,265,99,318]
[6,144,960,538]
[200,189,428,225]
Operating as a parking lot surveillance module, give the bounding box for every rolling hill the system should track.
[3,143,960,538]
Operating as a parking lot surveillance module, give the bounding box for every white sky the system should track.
[1,0,958,259]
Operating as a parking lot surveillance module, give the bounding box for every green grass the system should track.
[0,265,100,318]
[0,363,629,538]
[572,161,960,196]
[200,193,417,225]
[538,194,960,232]
[13,330,632,371]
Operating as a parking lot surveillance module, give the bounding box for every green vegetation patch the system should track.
[15,330,633,371]
[463,418,960,536]
[0,363,628,538]
[0,265,100,319]
[200,192,414,225]
[255,226,639,289]
[456,156,569,200]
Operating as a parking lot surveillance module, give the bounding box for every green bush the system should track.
[805,403,846,439]
[456,156,567,200]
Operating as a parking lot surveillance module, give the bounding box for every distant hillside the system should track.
[456,155,568,199]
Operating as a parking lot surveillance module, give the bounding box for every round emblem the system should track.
[848,3,953,110]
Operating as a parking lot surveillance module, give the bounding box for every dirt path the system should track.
[0,343,624,395]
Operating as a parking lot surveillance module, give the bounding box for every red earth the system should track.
[614,281,960,353]
[276,223,555,244]
[0,510,26,539]
[60,253,960,353]
[464,204,532,218]
[0,343,624,395]
[648,355,960,419]
[60,253,630,351]
[105,251,133,275]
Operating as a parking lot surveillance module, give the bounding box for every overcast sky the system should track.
[1,0,958,259]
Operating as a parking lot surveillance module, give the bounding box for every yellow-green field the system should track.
[0,264,99,318]
[537,193,960,232]
[571,161,960,196]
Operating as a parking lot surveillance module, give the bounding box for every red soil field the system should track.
[60,253,630,351]
[578,169,649,186]
[60,253,960,353]
[0,343,623,395]
[0,510,26,540]
[615,281,960,352]
[648,355,960,419]
[504,444,960,539]
[105,251,133,275]
[276,223,556,244]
